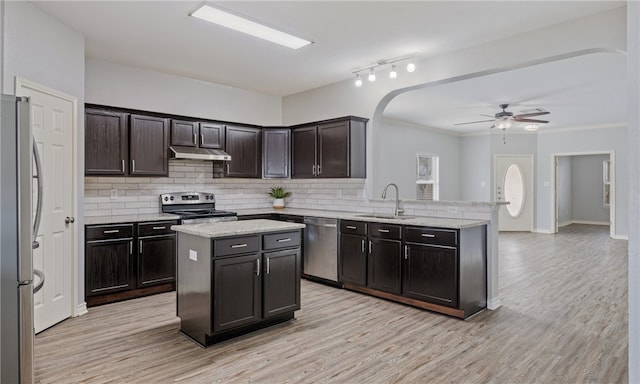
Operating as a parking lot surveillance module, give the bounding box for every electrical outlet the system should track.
[110,189,118,200]
[447,206,458,214]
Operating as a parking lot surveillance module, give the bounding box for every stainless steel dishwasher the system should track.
[303,217,338,282]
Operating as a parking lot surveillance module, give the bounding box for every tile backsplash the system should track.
[84,159,494,220]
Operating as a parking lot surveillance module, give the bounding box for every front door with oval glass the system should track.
[495,155,534,231]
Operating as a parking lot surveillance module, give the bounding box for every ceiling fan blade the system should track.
[514,111,550,118]
[454,119,495,126]
[480,114,495,118]
[514,118,549,123]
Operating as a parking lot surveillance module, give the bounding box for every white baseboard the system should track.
[487,298,502,310]
[75,302,88,317]
[558,221,572,228]
[570,220,610,226]
[532,228,553,234]
[612,234,629,240]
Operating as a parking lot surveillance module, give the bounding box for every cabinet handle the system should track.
[200,134,204,145]
[231,243,248,248]
[139,240,143,254]
[378,229,390,233]
[318,165,321,175]
[421,233,436,238]
[312,164,316,176]
[266,257,270,275]
[369,240,372,254]
[131,159,136,173]
[276,238,291,243]
[256,258,260,276]
[152,226,166,230]
[129,241,132,255]
[346,225,357,230]
[121,159,125,173]
[361,239,365,253]
[226,163,230,174]
[103,229,120,234]
[405,245,409,260]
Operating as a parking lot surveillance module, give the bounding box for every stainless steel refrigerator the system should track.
[1,94,44,383]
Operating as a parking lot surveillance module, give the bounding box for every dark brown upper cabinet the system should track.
[85,108,129,175]
[225,125,262,178]
[129,114,170,176]
[291,116,367,179]
[200,122,225,149]
[170,119,198,147]
[263,128,290,179]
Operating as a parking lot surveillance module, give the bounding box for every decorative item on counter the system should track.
[268,186,291,209]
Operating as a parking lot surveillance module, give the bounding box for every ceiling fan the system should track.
[455,104,550,130]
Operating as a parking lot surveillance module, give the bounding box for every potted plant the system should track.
[268,186,291,209]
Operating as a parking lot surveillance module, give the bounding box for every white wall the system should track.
[2,1,85,308]
[376,118,461,200]
[536,126,627,236]
[460,134,491,202]
[627,3,639,381]
[571,154,610,224]
[557,156,572,226]
[86,58,282,126]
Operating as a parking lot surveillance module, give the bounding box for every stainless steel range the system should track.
[160,192,237,224]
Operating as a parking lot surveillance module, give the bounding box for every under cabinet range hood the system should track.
[169,146,231,161]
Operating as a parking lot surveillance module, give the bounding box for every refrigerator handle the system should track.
[33,268,45,293]
[32,137,43,249]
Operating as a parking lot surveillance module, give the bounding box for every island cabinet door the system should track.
[263,249,301,318]
[213,254,262,332]
[339,233,367,286]
[367,238,402,294]
[402,243,458,308]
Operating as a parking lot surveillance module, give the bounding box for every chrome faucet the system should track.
[381,183,404,216]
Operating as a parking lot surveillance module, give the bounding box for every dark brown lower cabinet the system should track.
[137,234,176,288]
[85,238,133,296]
[340,233,367,286]
[213,254,262,332]
[263,249,301,318]
[85,221,177,306]
[367,238,402,294]
[403,243,458,308]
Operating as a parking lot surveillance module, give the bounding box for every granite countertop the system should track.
[172,219,305,239]
[85,213,181,226]
[234,208,487,229]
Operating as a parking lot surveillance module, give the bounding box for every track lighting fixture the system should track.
[352,55,417,87]
[368,68,376,82]
[354,74,362,87]
[389,65,397,79]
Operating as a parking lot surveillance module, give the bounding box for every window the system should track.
[416,155,439,200]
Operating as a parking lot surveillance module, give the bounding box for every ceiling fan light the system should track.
[389,65,398,79]
[354,74,362,87]
[406,62,416,73]
[523,123,539,131]
[495,119,512,130]
[368,68,376,82]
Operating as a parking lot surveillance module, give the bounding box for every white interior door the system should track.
[495,155,534,232]
[17,79,76,333]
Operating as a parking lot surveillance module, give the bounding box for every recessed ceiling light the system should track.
[523,124,539,131]
[190,3,312,50]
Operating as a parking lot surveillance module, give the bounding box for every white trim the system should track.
[75,302,88,317]
[14,77,81,318]
[550,151,615,238]
[487,298,502,310]
[532,228,553,234]
[611,234,628,241]
[570,220,611,226]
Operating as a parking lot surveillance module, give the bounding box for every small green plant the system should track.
[268,186,291,199]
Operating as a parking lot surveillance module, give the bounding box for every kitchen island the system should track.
[172,219,305,346]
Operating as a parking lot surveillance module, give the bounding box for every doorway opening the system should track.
[551,151,614,237]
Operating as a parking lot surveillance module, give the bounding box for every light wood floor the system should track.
[34,224,628,383]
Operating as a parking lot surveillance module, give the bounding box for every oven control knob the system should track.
[164,196,168,201]
[170,196,174,201]
[209,195,214,200]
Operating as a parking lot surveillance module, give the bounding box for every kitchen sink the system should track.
[354,213,416,220]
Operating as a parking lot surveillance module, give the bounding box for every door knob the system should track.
[65,216,75,224]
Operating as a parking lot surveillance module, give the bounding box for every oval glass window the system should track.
[504,164,525,217]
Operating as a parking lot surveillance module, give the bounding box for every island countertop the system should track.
[171,219,305,239]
